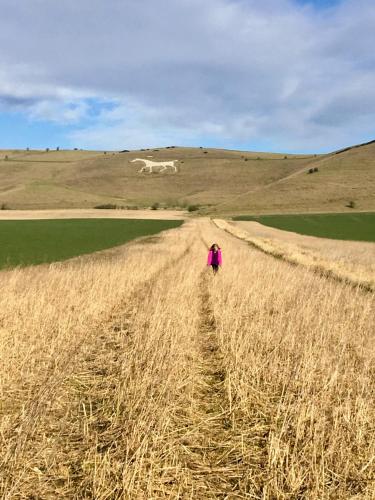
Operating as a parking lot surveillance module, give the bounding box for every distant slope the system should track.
[0,147,315,210]
[0,142,374,213]
[334,139,375,155]
[217,141,375,214]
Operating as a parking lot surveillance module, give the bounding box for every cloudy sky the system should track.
[0,0,374,152]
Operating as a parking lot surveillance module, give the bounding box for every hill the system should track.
[0,142,374,213]
[215,141,375,215]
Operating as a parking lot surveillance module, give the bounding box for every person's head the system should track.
[210,243,220,251]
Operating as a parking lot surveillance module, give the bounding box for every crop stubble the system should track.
[0,219,374,498]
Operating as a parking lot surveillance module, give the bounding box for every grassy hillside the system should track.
[0,142,374,213]
[217,141,375,214]
[0,147,316,210]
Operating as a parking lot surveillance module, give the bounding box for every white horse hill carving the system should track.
[131,158,178,173]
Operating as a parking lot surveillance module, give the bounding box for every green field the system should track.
[0,219,182,269]
[233,212,375,242]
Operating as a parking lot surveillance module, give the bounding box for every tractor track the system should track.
[1,244,191,499]
[177,270,249,498]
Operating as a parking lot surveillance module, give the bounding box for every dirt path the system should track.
[0,185,26,196]
[0,208,186,220]
[176,269,248,498]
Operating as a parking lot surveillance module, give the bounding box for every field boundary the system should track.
[233,212,375,243]
[0,209,187,220]
[0,218,184,270]
[213,218,375,293]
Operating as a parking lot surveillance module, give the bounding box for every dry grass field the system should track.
[236,220,375,266]
[222,219,375,291]
[1,141,374,213]
[0,219,374,498]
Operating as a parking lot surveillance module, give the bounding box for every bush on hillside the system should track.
[94,204,119,209]
[188,204,199,212]
[347,200,356,209]
[308,167,319,174]
[151,202,160,210]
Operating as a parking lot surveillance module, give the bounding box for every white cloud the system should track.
[0,0,374,151]
[28,100,90,124]
[68,100,202,150]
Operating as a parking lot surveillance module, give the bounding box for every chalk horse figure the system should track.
[131,158,178,173]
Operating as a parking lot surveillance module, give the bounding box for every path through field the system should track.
[0,209,186,220]
[0,218,374,498]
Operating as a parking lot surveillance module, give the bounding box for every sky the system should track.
[0,0,374,153]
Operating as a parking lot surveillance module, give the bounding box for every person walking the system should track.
[207,243,222,273]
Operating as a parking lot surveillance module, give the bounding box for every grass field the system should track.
[0,218,182,268]
[234,212,375,242]
[0,219,374,498]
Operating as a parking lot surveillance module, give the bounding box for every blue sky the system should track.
[0,0,374,153]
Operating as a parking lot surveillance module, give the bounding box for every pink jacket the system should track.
[207,249,222,266]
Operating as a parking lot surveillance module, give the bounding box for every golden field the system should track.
[219,219,375,292]
[1,141,374,214]
[0,219,374,498]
